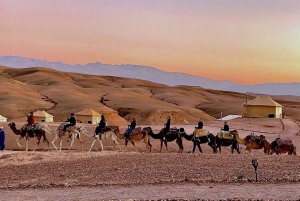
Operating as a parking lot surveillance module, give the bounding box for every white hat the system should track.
[0,127,3,130]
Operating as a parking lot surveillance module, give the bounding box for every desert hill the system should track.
[0,65,300,125]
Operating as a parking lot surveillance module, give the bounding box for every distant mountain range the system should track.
[1,55,300,96]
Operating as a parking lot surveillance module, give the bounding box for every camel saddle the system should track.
[22,124,41,132]
[276,138,293,147]
[217,131,233,140]
[130,127,142,136]
[249,135,265,144]
[57,123,76,132]
[194,129,209,138]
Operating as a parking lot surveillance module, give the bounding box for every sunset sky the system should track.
[1,0,300,84]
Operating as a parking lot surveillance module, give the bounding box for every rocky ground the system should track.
[0,118,299,200]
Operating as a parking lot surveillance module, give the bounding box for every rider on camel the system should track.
[127,118,136,138]
[63,113,77,132]
[222,121,230,132]
[163,116,171,141]
[27,112,35,125]
[95,115,106,137]
[196,118,203,129]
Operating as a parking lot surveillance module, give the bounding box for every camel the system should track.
[230,130,270,154]
[215,130,240,154]
[271,138,297,155]
[51,123,85,152]
[8,122,49,151]
[182,128,217,154]
[142,127,184,153]
[113,126,151,152]
[88,125,121,152]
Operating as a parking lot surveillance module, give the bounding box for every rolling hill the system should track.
[0,65,300,125]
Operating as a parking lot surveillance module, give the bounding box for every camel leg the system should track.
[160,140,163,152]
[16,136,23,149]
[131,141,137,152]
[113,139,121,150]
[197,143,202,153]
[33,138,41,152]
[97,137,103,151]
[79,138,84,152]
[176,139,183,153]
[25,139,29,151]
[192,142,196,153]
[89,138,97,152]
[143,136,150,151]
[68,136,75,151]
[51,136,59,150]
[148,139,152,152]
[59,138,63,152]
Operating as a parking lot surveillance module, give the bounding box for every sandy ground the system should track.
[0,117,299,200]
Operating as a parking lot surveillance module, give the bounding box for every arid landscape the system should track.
[0,66,300,200]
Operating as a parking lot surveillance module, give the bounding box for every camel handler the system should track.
[63,113,77,132]
[0,127,5,150]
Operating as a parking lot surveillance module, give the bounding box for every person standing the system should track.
[63,113,77,131]
[0,127,5,150]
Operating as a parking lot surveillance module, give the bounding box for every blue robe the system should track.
[0,130,5,150]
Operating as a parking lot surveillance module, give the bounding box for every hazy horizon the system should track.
[1,0,300,85]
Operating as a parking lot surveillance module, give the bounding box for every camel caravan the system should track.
[6,112,297,155]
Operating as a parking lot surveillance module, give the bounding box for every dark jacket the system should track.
[165,119,171,130]
[197,121,203,129]
[99,118,106,128]
[130,120,136,129]
[68,116,77,125]
[224,124,229,131]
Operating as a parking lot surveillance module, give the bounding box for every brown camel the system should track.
[8,122,49,151]
[230,130,270,154]
[113,126,152,152]
[271,138,297,155]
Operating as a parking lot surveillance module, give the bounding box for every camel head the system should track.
[8,122,16,129]
[229,130,238,135]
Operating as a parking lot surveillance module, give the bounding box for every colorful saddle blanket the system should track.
[22,124,42,132]
[217,131,233,140]
[57,123,76,132]
[194,129,209,137]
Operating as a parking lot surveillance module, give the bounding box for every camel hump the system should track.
[194,129,209,137]
[276,138,293,146]
[131,127,142,136]
[56,123,76,132]
[217,131,233,139]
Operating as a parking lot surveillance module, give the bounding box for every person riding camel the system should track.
[162,116,171,141]
[127,118,136,138]
[222,121,230,132]
[27,112,35,126]
[95,115,106,137]
[63,113,77,132]
[196,118,203,129]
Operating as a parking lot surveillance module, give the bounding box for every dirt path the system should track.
[1,183,300,200]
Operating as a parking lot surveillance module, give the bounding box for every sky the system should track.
[1,0,300,85]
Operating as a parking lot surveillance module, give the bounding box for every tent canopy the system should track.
[243,95,283,107]
[75,108,101,116]
[33,110,54,118]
